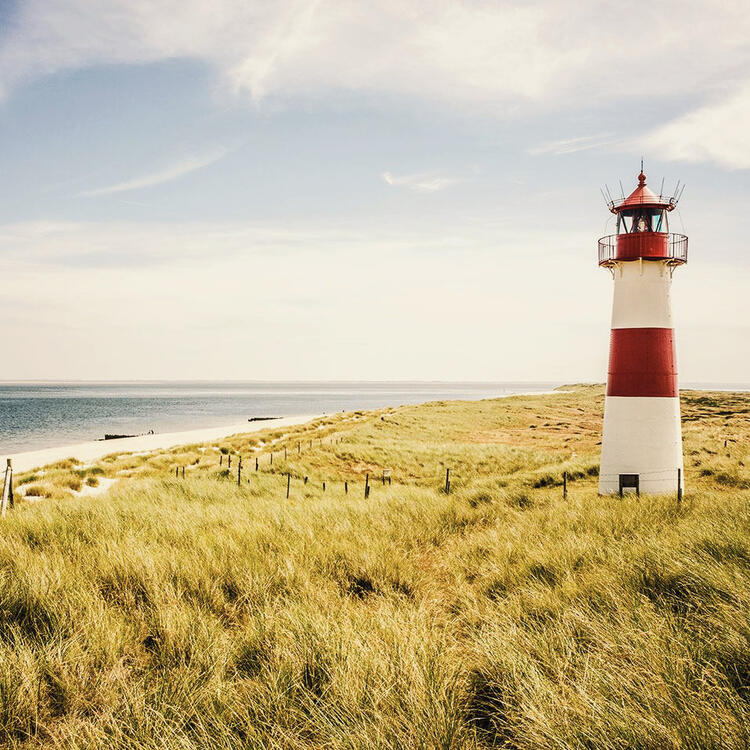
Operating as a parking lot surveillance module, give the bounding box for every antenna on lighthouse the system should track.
[659,177,665,200]
[618,179,625,199]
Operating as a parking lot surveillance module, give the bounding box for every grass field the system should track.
[1,386,748,748]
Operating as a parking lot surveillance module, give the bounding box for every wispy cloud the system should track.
[529,133,617,156]
[78,147,231,197]
[1,2,748,116]
[381,171,460,193]
[640,84,750,170]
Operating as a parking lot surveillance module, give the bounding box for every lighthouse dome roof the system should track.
[610,171,676,212]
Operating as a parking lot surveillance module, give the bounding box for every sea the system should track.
[0,381,560,454]
[1,381,745,455]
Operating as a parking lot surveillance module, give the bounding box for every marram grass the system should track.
[0,387,748,748]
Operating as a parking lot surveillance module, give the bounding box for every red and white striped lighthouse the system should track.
[597,169,687,495]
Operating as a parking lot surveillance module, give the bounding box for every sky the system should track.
[0,0,748,382]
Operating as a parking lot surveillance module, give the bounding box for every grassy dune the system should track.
[1,386,748,748]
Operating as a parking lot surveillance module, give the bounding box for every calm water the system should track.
[0,381,560,454]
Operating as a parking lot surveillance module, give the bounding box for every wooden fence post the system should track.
[382,470,385,486]
[228,454,232,469]
[1,459,13,516]
[255,457,259,471]
[365,474,370,499]
[286,473,291,499]
[220,454,223,466]
[304,476,308,485]
[345,480,348,494]
[175,466,179,478]
[182,466,185,479]
[445,468,451,495]
[323,481,326,492]
[677,468,682,503]
[270,452,273,466]
[238,457,242,487]
[563,471,567,499]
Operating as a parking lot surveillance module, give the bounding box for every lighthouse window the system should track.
[617,212,633,234]
[651,209,668,232]
[617,209,668,233]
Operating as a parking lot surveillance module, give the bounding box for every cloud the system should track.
[0,1,748,116]
[529,133,617,156]
[78,147,230,196]
[640,85,750,170]
[381,171,460,193]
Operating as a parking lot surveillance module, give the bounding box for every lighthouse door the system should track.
[618,474,640,498]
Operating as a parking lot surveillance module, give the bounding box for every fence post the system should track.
[182,466,185,479]
[228,454,232,469]
[175,466,179,478]
[270,452,273,466]
[563,471,567,499]
[677,468,682,503]
[323,481,326,492]
[255,457,259,471]
[445,468,451,495]
[304,476,308,485]
[286,473,291,499]
[238,457,242,487]
[365,474,370,499]
[220,454,223,466]
[345,480,348,494]
[382,470,385,486]
[1,459,13,516]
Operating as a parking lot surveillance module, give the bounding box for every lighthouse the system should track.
[597,169,687,495]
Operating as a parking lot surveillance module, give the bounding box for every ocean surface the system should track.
[0,381,561,454]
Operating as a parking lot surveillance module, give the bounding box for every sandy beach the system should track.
[4,414,321,473]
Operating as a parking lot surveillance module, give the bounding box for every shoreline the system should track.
[4,414,322,474]
[4,384,746,476]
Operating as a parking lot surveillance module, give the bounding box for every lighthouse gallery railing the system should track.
[597,233,688,266]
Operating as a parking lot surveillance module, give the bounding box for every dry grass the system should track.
[0,386,747,748]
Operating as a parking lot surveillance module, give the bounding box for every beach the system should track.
[4,414,320,473]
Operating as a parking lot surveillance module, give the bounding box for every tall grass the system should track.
[0,387,747,748]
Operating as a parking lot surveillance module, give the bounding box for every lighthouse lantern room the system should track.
[597,169,687,495]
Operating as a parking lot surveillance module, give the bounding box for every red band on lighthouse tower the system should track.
[607,328,677,398]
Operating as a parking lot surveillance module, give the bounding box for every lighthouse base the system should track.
[599,396,684,495]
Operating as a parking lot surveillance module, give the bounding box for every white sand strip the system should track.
[4,414,322,473]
